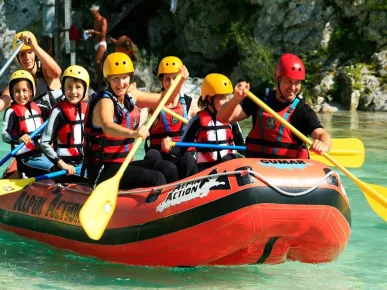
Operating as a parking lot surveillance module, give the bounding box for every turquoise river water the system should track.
[0,111,386,290]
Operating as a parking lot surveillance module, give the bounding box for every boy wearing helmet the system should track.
[40,65,89,180]
[2,70,54,177]
[0,31,63,117]
[217,53,331,158]
[161,73,245,172]
[84,52,180,189]
[144,56,199,179]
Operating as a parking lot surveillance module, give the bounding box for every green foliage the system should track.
[344,64,364,90]
[364,0,387,10]
[328,20,377,63]
[221,22,275,88]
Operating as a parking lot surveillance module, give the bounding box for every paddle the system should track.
[0,41,24,77]
[171,138,365,168]
[0,166,81,196]
[0,120,49,167]
[246,91,387,221]
[80,73,184,240]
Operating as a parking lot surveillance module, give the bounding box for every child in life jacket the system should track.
[40,65,89,182]
[2,70,54,177]
[144,56,199,179]
[161,73,245,172]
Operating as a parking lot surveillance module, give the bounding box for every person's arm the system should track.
[311,128,331,154]
[40,107,63,164]
[217,81,250,123]
[0,86,11,112]
[18,32,61,79]
[296,104,332,155]
[109,36,118,45]
[133,66,189,109]
[2,109,19,144]
[161,115,201,156]
[93,97,145,139]
[188,98,200,117]
[231,122,245,156]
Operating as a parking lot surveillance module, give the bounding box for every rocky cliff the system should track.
[1,0,386,111]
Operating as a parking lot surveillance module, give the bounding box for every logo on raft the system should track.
[156,169,230,213]
[258,159,313,170]
[13,191,82,224]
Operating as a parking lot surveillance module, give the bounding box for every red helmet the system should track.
[275,54,305,80]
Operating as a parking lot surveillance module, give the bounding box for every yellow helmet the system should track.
[61,65,90,98]
[12,31,37,52]
[201,74,233,100]
[158,56,183,76]
[9,70,36,101]
[103,52,134,78]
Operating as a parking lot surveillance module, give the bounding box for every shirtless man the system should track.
[87,4,107,90]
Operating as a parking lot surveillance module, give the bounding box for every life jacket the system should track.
[54,100,87,158]
[148,95,188,151]
[84,91,140,164]
[34,64,64,114]
[10,102,43,155]
[245,90,309,159]
[196,109,234,164]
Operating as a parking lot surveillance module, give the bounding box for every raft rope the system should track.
[35,168,337,198]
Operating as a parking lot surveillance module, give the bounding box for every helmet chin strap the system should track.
[276,76,288,102]
[207,97,217,114]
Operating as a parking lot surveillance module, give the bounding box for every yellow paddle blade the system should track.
[362,183,387,222]
[310,138,365,168]
[79,176,120,240]
[0,177,35,196]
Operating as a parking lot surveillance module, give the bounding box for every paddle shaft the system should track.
[246,91,387,207]
[0,120,49,167]
[117,74,184,178]
[172,142,363,156]
[35,166,82,181]
[163,106,189,124]
[0,41,24,77]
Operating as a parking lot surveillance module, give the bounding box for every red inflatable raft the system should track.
[0,158,351,266]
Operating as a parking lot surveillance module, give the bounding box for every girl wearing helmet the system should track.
[217,53,331,158]
[83,52,179,189]
[40,65,89,182]
[2,70,54,178]
[0,31,63,117]
[144,56,199,179]
[161,73,245,172]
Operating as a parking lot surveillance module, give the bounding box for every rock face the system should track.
[1,0,385,111]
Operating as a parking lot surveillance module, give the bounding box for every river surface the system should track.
[0,111,386,289]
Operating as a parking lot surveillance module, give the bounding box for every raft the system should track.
[0,158,351,267]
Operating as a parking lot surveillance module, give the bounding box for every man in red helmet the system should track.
[217,53,331,158]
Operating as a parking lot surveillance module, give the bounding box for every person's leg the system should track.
[95,44,106,90]
[221,153,240,162]
[88,162,166,190]
[18,154,54,178]
[144,149,163,161]
[131,159,178,184]
[163,153,198,179]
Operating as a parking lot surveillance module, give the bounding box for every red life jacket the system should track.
[54,100,86,158]
[149,96,188,151]
[84,92,140,164]
[245,92,308,159]
[10,102,43,155]
[196,109,234,164]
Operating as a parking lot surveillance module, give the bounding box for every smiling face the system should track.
[18,50,35,71]
[107,73,131,98]
[13,80,33,105]
[277,77,302,102]
[161,72,179,91]
[212,94,231,111]
[64,77,85,105]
